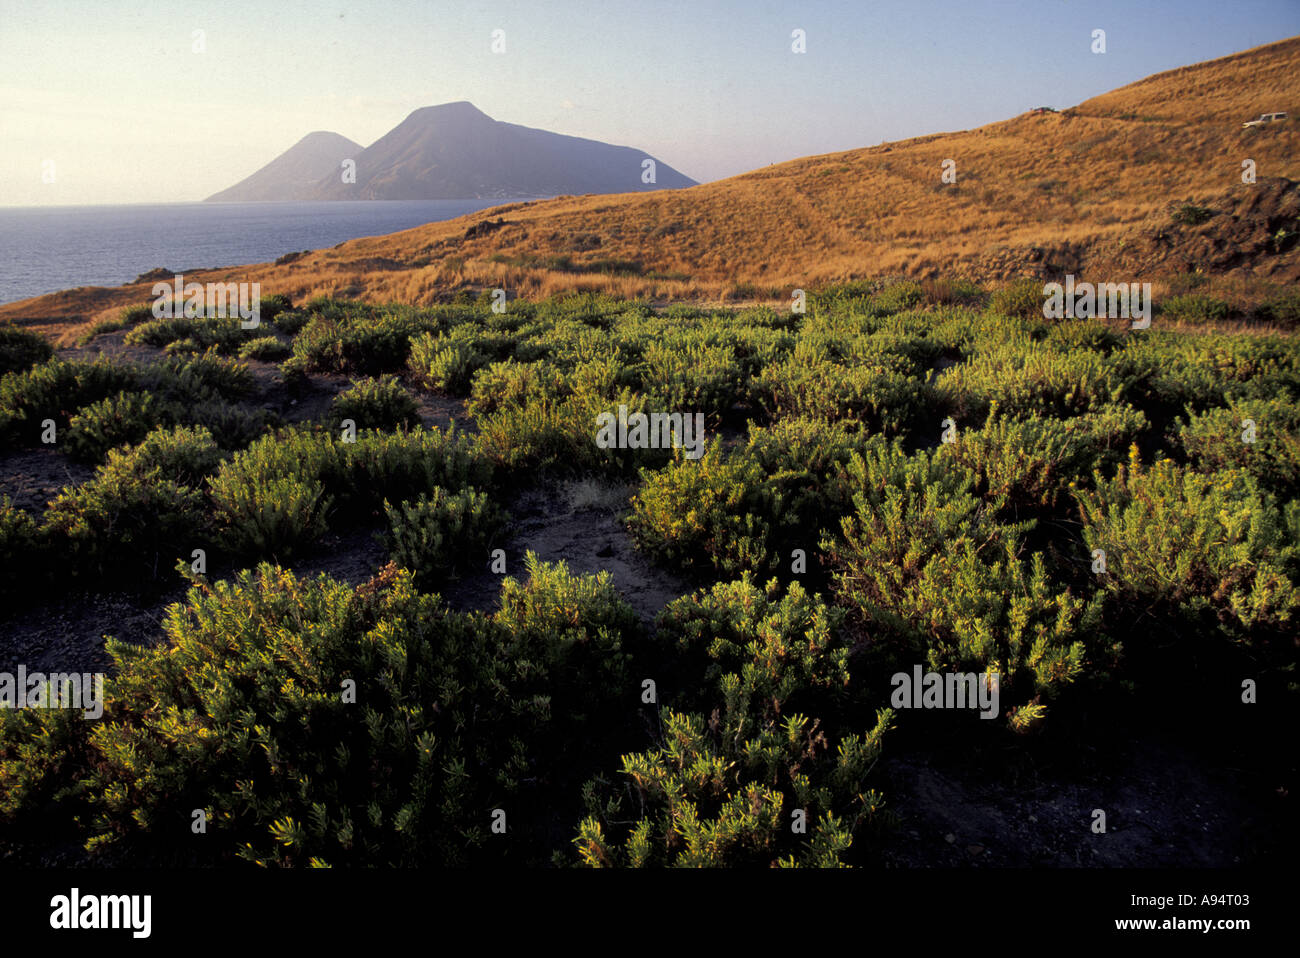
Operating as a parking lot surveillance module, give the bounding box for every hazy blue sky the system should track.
[2,0,1298,205]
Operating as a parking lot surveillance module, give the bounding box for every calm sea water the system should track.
[0,200,521,305]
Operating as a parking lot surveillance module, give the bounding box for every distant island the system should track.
[205,101,697,202]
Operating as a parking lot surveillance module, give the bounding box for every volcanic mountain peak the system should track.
[206,101,696,202]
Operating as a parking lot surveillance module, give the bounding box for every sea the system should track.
[0,199,523,305]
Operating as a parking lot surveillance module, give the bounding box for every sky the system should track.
[1,0,1298,206]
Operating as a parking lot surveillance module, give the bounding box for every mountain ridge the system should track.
[205,131,363,202]
[207,102,697,202]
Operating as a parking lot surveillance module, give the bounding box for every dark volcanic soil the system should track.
[441,478,689,626]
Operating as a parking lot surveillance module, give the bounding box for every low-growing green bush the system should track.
[135,352,256,404]
[238,336,291,361]
[825,441,1102,720]
[0,359,139,446]
[494,551,640,728]
[754,356,926,435]
[465,359,569,419]
[258,293,293,323]
[112,424,225,486]
[0,564,542,865]
[1114,333,1300,414]
[329,376,421,433]
[272,309,311,336]
[575,576,892,867]
[0,555,646,865]
[125,314,253,354]
[208,472,331,558]
[941,405,1147,511]
[383,487,504,588]
[339,426,490,518]
[63,391,174,463]
[1253,289,1300,329]
[407,330,500,395]
[294,308,442,375]
[938,341,1124,421]
[208,425,489,530]
[42,452,209,583]
[989,277,1047,323]
[1076,456,1299,640]
[628,442,778,576]
[474,387,669,478]
[640,338,745,421]
[1159,294,1231,325]
[0,326,54,376]
[1175,397,1300,496]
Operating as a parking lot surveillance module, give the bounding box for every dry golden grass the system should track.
[5,36,1299,344]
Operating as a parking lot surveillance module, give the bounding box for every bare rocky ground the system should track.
[0,334,1286,868]
[877,734,1276,868]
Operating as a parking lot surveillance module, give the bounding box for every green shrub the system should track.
[111,424,225,486]
[575,577,892,867]
[0,326,54,376]
[493,551,640,728]
[136,352,256,404]
[272,309,310,336]
[872,280,923,315]
[0,359,139,446]
[825,442,1101,718]
[42,454,208,583]
[258,293,292,323]
[0,554,649,865]
[208,472,331,558]
[628,422,880,579]
[383,487,504,588]
[1175,397,1300,496]
[238,336,291,361]
[989,278,1047,322]
[640,338,744,421]
[339,426,490,518]
[938,341,1124,421]
[1076,456,1299,638]
[1159,294,1231,325]
[742,417,870,544]
[628,442,778,576]
[755,356,926,435]
[0,563,545,865]
[125,315,252,354]
[63,391,174,463]
[279,354,311,395]
[183,403,276,451]
[407,332,491,395]
[294,308,441,375]
[329,376,421,433]
[940,405,1147,511]
[1253,289,1300,329]
[1171,203,1214,226]
[211,426,488,529]
[1114,333,1300,414]
[474,387,668,478]
[1044,319,1123,353]
[465,360,569,419]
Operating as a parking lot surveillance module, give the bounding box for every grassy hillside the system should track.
[4,36,1298,344]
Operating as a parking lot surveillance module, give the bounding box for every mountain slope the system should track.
[205,131,362,202]
[306,101,696,200]
[8,36,1299,340]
